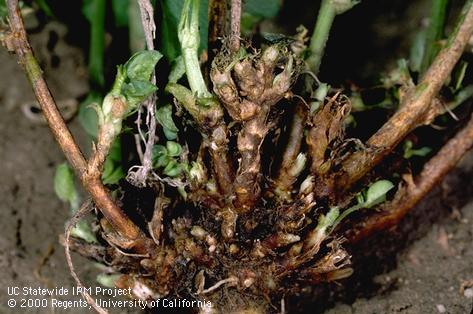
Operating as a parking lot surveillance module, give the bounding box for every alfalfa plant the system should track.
[3,0,473,312]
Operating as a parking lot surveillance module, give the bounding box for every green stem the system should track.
[88,0,106,89]
[110,66,126,96]
[128,0,146,52]
[306,0,337,74]
[306,0,358,76]
[179,0,212,98]
[330,203,362,233]
[420,0,449,74]
[182,46,211,97]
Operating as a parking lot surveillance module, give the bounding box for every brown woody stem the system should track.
[6,0,142,241]
[207,125,234,197]
[165,83,234,196]
[273,102,307,200]
[5,1,87,175]
[336,1,473,193]
[234,107,269,211]
[347,113,473,243]
[230,0,241,52]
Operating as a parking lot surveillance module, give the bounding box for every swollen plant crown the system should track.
[4,0,473,313]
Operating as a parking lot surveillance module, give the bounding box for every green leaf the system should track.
[330,179,395,232]
[160,0,209,61]
[163,160,182,177]
[168,56,186,83]
[314,83,329,102]
[420,0,448,74]
[128,0,146,52]
[350,92,366,112]
[409,29,426,72]
[163,127,177,141]
[78,93,101,138]
[108,139,122,162]
[403,140,432,159]
[122,80,157,107]
[102,164,125,185]
[96,273,122,288]
[54,163,77,204]
[405,147,432,159]
[82,0,106,87]
[156,104,179,140]
[166,141,182,157]
[101,158,115,181]
[111,0,129,27]
[364,180,395,208]
[310,83,330,114]
[101,140,125,185]
[152,145,170,168]
[125,50,163,81]
[244,0,281,19]
[71,220,98,244]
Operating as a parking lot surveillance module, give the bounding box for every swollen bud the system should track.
[189,161,206,183]
[101,93,128,138]
[262,45,279,65]
[102,94,128,121]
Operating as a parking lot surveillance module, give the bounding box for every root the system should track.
[198,276,239,295]
[6,0,146,244]
[9,0,473,311]
[335,3,473,195]
[348,113,473,242]
[64,200,108,314]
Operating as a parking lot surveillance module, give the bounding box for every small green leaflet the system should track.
[54,163,78,204]
[403,140,432,159]
[125,50,163,81]
[122,80,157,108]
[151,142,184,177]
[96,273,122,288]
[102,140,125,185]
[166,141,182,156]
[156,104,179,140]
[116,50,163,109]
[363,180,395,208]
[330,179,395,232]
[168,56,186,83]
[78,92,101,138]
[71,220,98,244]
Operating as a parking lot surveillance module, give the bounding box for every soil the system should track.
[1,7,473,314]
[0,21,134,314]
[325,156,473,314]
